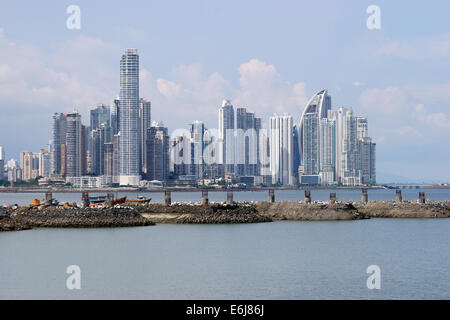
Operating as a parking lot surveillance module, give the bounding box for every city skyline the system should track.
[0,1,449,182]
[0,45,376,188]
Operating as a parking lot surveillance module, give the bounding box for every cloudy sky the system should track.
[0,0,449,182]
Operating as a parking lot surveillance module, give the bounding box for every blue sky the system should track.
[0,0,449,182]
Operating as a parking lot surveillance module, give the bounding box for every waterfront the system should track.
[1,188,449,206]
[0,218,449,299]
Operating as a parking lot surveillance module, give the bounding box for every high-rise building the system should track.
[139,98,152,175]
[52,112,67,176]
[302,112,319,176]
[319,118,336,184]
[104,142,114,177]
[236,107,259,177]
[357,117,368,139]
[20,151,38,180]
[39,149,53,178]
[91,124,109,176]
[0,146,4,180]
[90,104,110,131]
[119,49,140,186]
[112,134,120,182]
[299,90,331,165]
[65,111,82,177]
[270,114,294,185]
[146,122,169,181]
[219,100,234,174]
[111,98,120,135]
[341,108,361,186]
[190,120,205,178]
[359,137,376,185]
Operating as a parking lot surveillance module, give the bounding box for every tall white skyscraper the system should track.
[119,49,140,186]
[270,114,294,185]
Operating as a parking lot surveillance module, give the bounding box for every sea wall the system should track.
[138,203,272,224]
[0,206,154,231]
[1,200,449,231]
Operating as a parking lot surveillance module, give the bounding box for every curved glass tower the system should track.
[298,90,331,165]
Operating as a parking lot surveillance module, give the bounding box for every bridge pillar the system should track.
[81,192,89,208]
[164,190,171,206]
[305,190,311,204]
[395,190,402,203]
[202,190,209,206]
[361,188,368,203]
[419,192,425,204]
[329,192,336,204]
[107,192,114,207]
[226,191,234,204]
[45,191,52,206]
[268,189,275,203]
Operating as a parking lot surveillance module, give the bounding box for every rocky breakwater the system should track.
[255,201,368,221]
[0,208,32,231]
[0,205,154,231]
[137,203,272,224]
[356,201,450,218]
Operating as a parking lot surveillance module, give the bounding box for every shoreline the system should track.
[1,200,448,231]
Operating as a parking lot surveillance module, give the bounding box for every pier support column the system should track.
[202,190,209,206]
[107,193,114,207]
[45,191,52,206]
[268,189,275,203]
[164,190,171,206]
[227,191,234,205]
[396,190,402,203]
[361,188,368,203]
[329,192,336,204]
[419,192,425,204]
[81,192,89,208]
[305,190,311,204]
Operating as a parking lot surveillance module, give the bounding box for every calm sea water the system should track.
[0,188,449,206]
[0,189,449,300]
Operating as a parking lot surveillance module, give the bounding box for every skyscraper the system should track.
[299,90,331,162]
[111,98,120,135]
[119,49,140,186]
[0,146,4,180]
[139,98,152,175]
[190,120,205,178]
[65,111,82,177]
[319,118,336,184]
[90,104,110,131]
[341,108,361,186]
[146,122,169,181]
[359,137,376,185]
[52,112,67,176]
[270,114,294,185]
[302,112,319,176]
[219,100,234,174]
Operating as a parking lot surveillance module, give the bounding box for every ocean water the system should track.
[0,189,449,299]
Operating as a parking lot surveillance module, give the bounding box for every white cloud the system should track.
[376,35,450,60]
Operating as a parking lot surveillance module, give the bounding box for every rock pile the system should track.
[1,206,154,231]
